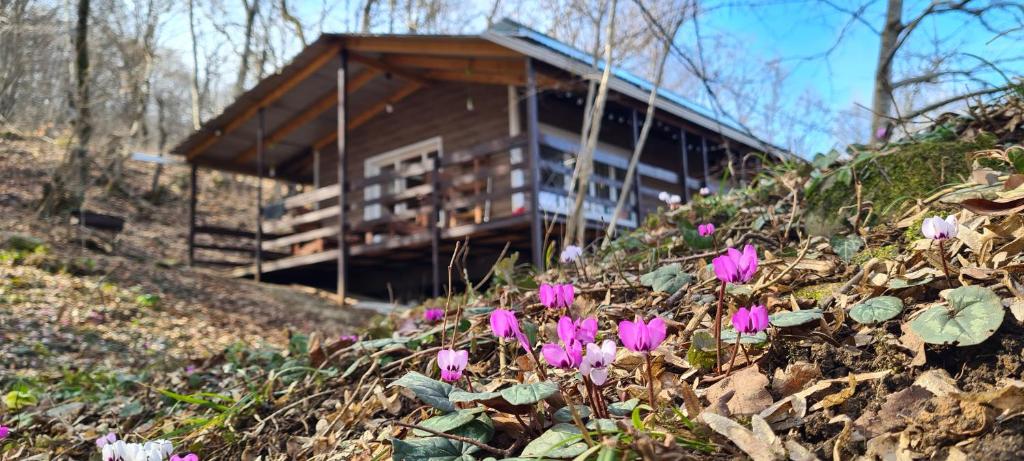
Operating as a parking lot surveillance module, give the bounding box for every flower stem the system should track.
[463,376,476,393]
[726,333,742,377]
[644,353,657,406]
[715,282,726,374]
[938,239,953,288]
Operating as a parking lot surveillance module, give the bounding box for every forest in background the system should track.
[3,0,1023,168]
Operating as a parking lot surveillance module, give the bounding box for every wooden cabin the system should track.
[171,19,790,301]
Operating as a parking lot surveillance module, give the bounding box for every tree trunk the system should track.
[564,0,617,247]
[870,0,902,142]
[188,0,202,129]
[603,14,680,247]
[234,0,259,96]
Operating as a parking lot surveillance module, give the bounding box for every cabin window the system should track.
[536,126,637,227]
[363,137,443,223]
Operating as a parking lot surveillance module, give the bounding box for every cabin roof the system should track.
[171,19,791,182]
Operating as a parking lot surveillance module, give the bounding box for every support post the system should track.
[430,156,441,298]
[678,128,690,203]
[701,136,710,191]
[188,164,197,266]
[255,108,265,281]
[524,57,544,270]
[336,49,349,304]
[313,148,321,209]
[630,110,643,222]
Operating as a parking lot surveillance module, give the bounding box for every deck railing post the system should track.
[701,135,710,191]
[336,49,349,304]
[524,57,544,270]
[431,156,441,298]
[679,127,690,203]
[630,109,643,223]
[188,164,198,266]
[255,108,265,281]
[313,148,321,209]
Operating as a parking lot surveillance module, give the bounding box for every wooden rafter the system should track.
[231,68,380,165]
[382,55,524,74]
[348,53,430,85]
[344,36,520,58]
[186,44,342,160]
[312,81,422,151]
[421,70,525,86]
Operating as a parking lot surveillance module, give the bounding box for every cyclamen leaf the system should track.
[639,263,694,294]
[607,398,639,417]
[830,235,863,262]
[499,381,558,406]
[769,309,824,327]
[849,296,904,324]
[520,423,588,457]
[909,286,1003,346]
[390,437,477,461]
[390,371,457,412]
[553,405,591,423]
[412,408,485,437]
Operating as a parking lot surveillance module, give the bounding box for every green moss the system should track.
[805,137,995,234]
[686,344,716,370]
[793,282,843,302]
[851,244,899,265]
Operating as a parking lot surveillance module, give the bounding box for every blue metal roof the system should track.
[489,19,751,136]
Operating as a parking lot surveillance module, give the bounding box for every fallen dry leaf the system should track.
[705,366,774,416]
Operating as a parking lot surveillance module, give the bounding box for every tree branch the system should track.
[391,421,512,456]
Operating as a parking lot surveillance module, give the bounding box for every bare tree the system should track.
[233,0,260,96]
[603,4,687,245]
[189,0,202,130]
[564,0,618,247]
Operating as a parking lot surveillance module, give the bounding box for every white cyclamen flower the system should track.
[668,194,681,205]
[579,339,616,386]
[102,439,174,461]
[560,245,583,263]
[921,215,958,240]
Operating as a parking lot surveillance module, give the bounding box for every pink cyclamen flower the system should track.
[538,283,574,309]
[556,284,575,308]
[712,244,759,284]
[732,305,769,335]
[617,315,667,353]
[699,187,711,196]
[95,432,116,448]
[171,454,200,461]
[490,309,530,350]
[557,315,597,345]
[560,245,583,263]
[423,308,444,323]
[0,425,9,439]
[541,340,583,369]
[437,348,469,382]
[339,334,359,343]
[579,339,616,386]
[698,223,716,237]
[538,284,557,308]
[921,215,958,240]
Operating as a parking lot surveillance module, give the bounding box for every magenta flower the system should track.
[339,334,359,343]
[95,432,116,448]
[490,309,530,350]
[617,315,667,353]
[698,223,716,237]
[732,305,769,335]
[539,284,557,308]
[0,425,9,439]
[557,315,597,345]
[423,308,444,323]
[541,340,583,369]
[712,244,759,284]
[171,454,200,461]
[538,283,575,309]
[437,348,469,382]
[557,284,575,308]
[579,339,616,386]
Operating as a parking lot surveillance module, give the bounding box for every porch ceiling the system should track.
[170,34,531,183]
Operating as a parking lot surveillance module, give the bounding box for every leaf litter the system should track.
[2,95,1024,460]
